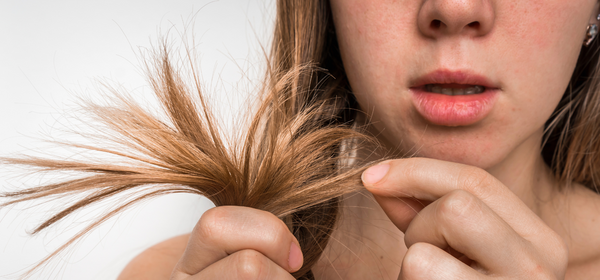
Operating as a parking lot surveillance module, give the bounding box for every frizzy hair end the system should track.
[0,40,380,279]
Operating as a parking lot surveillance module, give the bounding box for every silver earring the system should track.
[584,14,600,47]
[585,24,599,46]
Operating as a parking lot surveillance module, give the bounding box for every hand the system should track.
[362,158,568,279]
[170,206,303,280]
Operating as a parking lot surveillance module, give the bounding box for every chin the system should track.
[416,149,505,170]
[382,130,510,170]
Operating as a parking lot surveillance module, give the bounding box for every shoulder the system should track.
[117,233,191,280]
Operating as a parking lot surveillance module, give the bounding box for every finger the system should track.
[403,189,525,272]
[399,242,482,280]
[375,196,430,232]
[173,206,303,277]
[188,249,295,280]
[363,158,548,239]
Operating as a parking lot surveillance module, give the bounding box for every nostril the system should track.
[430,19,442,29]
[467,21,480,29]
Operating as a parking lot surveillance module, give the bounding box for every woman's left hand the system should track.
[362,158,568,279]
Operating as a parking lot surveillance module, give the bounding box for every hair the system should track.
[2,0,600,279]
[542,32,600,192]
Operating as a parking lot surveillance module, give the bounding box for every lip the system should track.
[409,69,500,126]
[410,69,499,89]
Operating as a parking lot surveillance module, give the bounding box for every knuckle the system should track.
[234,250,270,280]
[436,190,479,222]
[401,243,437,277]
[266,213,288,235]
[193,207,292,258]
[251,212,290,249]
[195,207,227,242]
[271,221,291,247]
[456,166,493,194]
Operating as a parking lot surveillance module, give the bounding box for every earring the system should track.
[584,15,600,47]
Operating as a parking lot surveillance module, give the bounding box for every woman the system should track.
[5,0,600,278]
[115,0,600,279]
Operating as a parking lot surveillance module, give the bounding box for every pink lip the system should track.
[411,69,498,88]
[410,70,500,127]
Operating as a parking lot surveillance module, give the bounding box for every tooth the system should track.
[425,84,486,95]
[442,88,453,95]
[429,85,442,93]
[465,87,477,94]
[453,88,465,95]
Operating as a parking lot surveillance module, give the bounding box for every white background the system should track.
[0,0,274,279]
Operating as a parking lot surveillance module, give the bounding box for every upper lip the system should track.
[410,69,499,89]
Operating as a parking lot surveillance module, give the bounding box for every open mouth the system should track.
[409,69,500,126]
[423,83,486,96]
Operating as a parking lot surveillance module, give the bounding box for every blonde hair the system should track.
[3,0,600,279]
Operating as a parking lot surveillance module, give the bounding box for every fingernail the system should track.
[288,242,303,272]
[362,164,390,186]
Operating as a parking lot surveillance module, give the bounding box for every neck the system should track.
[485,127,559,216]
[316,124,595,279]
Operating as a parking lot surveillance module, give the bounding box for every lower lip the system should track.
[410,88,499,126]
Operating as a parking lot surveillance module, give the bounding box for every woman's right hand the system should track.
[170,206,304,280]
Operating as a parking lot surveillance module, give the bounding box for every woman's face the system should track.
[330,0,598,169]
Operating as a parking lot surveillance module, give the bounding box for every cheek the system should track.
[332,0,420,137]
[495,0,588,127]
[331,0,416,90]
[501,0,592,45]
[500,0,587,78]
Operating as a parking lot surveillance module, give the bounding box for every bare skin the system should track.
[118,172,600,279]
[119,0,600,279]
[118,170,600,279]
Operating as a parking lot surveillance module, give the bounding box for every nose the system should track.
[418,0,495,38]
